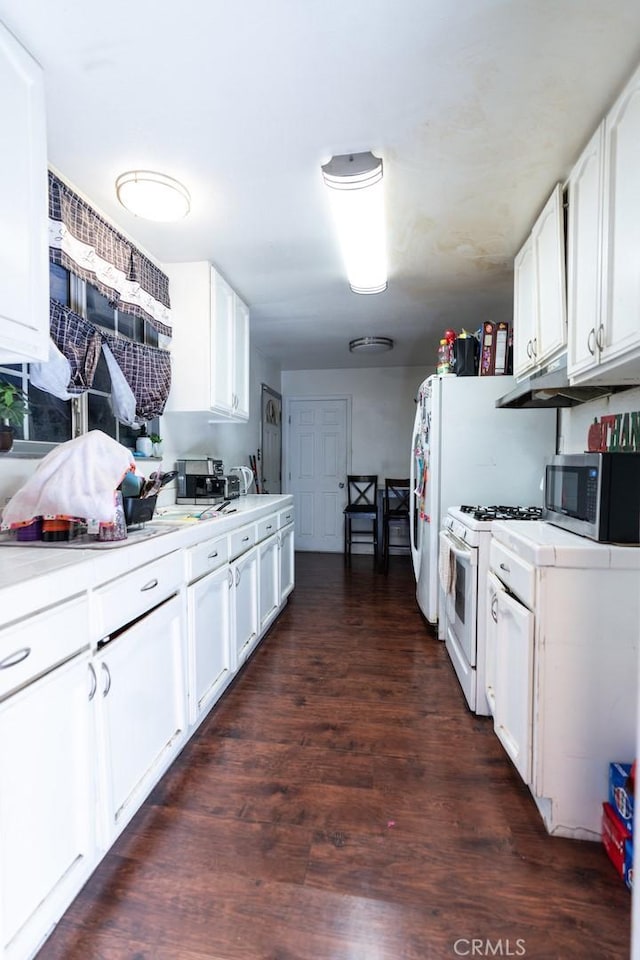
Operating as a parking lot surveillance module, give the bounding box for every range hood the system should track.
[496,360,624,409]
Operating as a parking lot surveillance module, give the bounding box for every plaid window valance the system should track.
[48,300,171,423]
[48,171,172,339]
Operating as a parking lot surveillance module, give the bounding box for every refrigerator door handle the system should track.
[409,408,421,580]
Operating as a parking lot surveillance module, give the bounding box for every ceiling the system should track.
[3,1,640,371]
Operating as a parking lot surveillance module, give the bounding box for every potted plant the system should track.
[149,432,163,457]
[0,379,28,453]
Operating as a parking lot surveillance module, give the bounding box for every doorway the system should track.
[260,384,282,494]
[285,396,350,552]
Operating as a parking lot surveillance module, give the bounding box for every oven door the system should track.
[439,529,478,668]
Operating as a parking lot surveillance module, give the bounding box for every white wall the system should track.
[558,385,640,453]
[281,364,432,482]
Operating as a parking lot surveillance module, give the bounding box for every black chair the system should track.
[381,478,411,573]
[343,475,378,563]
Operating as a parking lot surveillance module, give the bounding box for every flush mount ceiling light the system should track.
[321,151,387,295]
[115,170,191,222]
[349,336,394,353]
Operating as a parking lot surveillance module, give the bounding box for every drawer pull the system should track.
[266,525,273,531]
[242,536,250,543]
[208,550,219,559]
[0,647,31,669]
[499,562,510,573]
[284,514,291,521]
[141,578,159,592]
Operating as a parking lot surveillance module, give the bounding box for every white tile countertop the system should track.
[491,519,640,569]
[0,494,293,629]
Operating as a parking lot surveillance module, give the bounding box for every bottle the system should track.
[436,339,451,375]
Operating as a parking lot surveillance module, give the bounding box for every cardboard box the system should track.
[609,762,634,834]
[624,838,634,891]
[602,802,631,878]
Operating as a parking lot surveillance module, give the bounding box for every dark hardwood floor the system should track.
[38,553,631,960]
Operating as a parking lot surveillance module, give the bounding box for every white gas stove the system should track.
[439,504,542,715]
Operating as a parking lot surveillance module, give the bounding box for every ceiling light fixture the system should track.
[321,151,387,295]
[115,170,191,222]
[349,336,394,353]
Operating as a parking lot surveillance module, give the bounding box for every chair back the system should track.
[384,478,410,516]
[346,475,378,508]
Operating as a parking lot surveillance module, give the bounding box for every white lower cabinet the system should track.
[259,533,280,633]
[189,564,232,724]
[0,651,96,960]
[95,593,187,842]
[488,570,534,786]
[232,545,259,666]
[279,522,295,603]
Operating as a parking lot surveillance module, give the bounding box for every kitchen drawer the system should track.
[186,534,229,583]
[229,524,256,560]
[256,515,278,543]
[489,540,535,610]
[0,595,89,700]
[278,507,294,529]
[94,550,183,639]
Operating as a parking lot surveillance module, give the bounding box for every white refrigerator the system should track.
[409,374,557,625]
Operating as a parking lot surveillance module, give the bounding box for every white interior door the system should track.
[286,398,348,552]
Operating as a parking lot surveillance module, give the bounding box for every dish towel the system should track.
[2,430,135,528]
[438,540,457,595]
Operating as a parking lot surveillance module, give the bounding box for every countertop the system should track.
[0,494,293,629]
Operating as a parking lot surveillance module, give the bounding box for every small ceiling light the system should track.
[349,336,394,353]
[321,151,387,294]
[115,170,191,222]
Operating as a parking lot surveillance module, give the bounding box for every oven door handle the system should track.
[441,530,477,564]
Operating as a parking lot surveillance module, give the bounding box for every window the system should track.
[1,263,160,455]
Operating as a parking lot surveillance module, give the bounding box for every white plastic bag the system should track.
[101,342,138,426]
[30,337,74,400]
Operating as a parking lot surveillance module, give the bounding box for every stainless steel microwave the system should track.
[543,452,640,543]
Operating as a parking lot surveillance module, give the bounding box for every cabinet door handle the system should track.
[596,323,605,351]
[228,568,233,588]
[0,647,31,669]
[532,337,537,358]
[491,595,498,623]
[141,578,159,592]
[208,550,219,559]
[235,568,241,586]
[101,662,112,697]
[587,328,596,356]
[526,340,533,359]
[88,663,97,701]
[499,562,510,573]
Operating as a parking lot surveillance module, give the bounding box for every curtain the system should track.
[48,171,172,339]
[44,172,173,423]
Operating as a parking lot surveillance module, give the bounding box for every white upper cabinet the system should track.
[566,123,604,380]
[0,20,49,364]
[513,184,567,379]
[163,261,250,421]
[568,63,640,384]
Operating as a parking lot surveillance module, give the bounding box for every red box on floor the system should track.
[602,802,631,877]
[624,838,634,891]
[609,762,634,834]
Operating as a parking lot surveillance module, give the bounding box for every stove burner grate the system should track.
[459,504,543,522]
